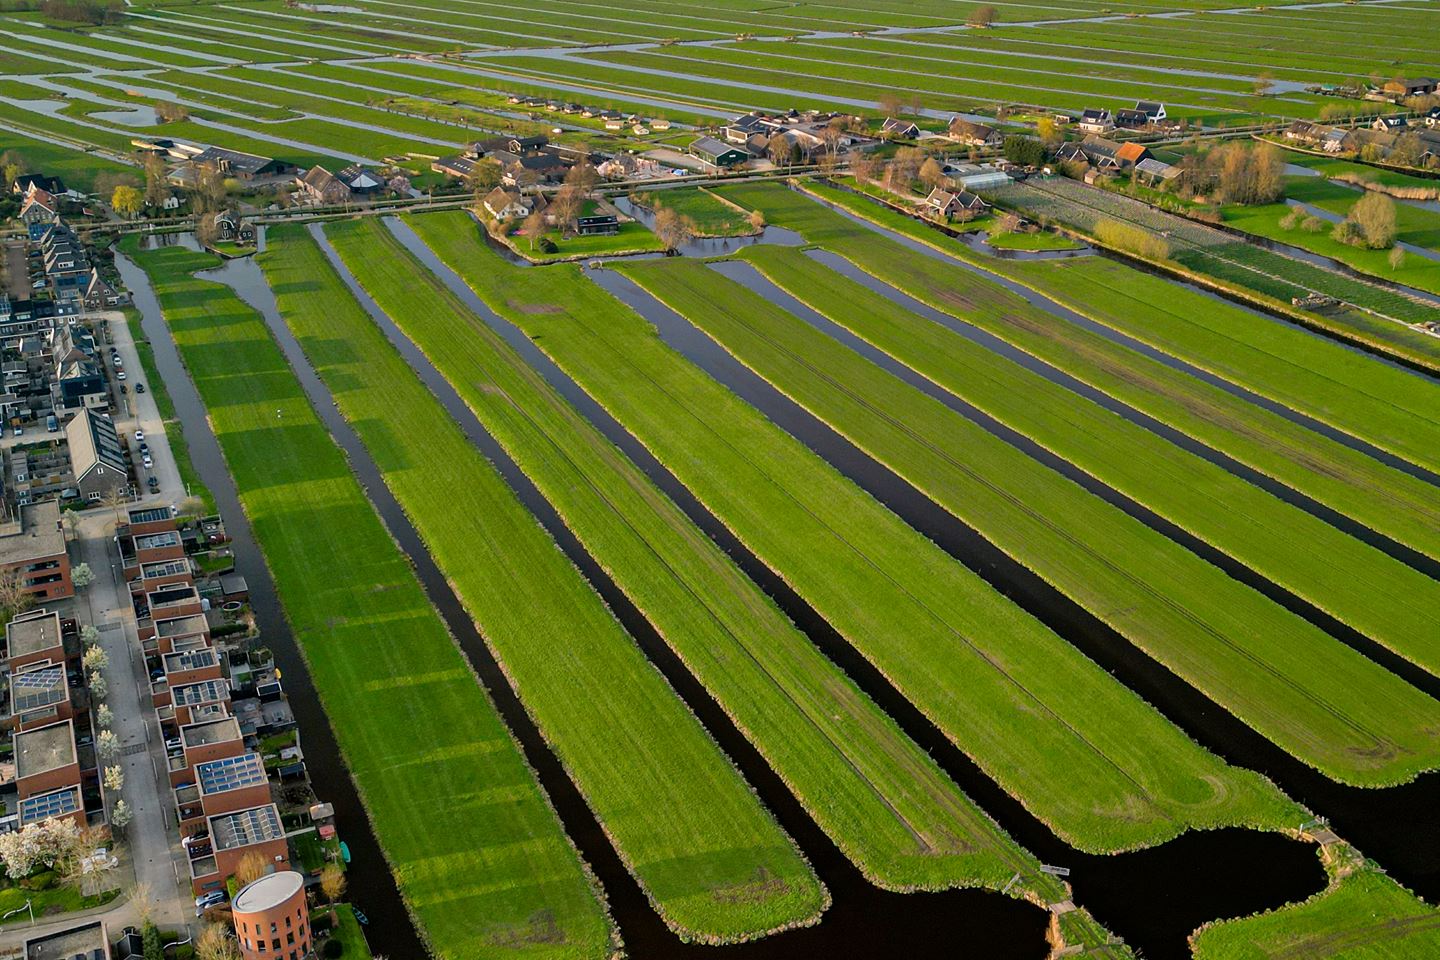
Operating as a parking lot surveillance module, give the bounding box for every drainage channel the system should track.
[377,217,1330,958]
[113,251,425,960]
[801,248,1440,580]
[707,256,1440,699]
[805,188,1440,489]
[585,264,1439,912]
[302,223,1052,960]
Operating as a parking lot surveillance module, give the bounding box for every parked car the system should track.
[138,442,150,456]
[147,476,159,491]
[119,385,127,394]
[135,383,146,393]
[142,454,153,469]
[10,426,19,438]
[134,429,144,442]
[194,891,227,915]
[116,370,126,381]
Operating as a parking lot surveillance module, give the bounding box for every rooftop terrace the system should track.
[182,717,241,749]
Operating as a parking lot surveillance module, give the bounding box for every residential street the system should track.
[99,309,187,506]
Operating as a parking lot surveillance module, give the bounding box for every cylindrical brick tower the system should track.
[232,870,310,960]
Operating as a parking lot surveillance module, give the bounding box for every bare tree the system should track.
[521,208,547,251]
[142,152,170,210]
[919,156,946,189]
[851,152,881,184]
[564,159,599,197]
[549,186,584,234]
[653,207,697,253]
[0,569,34,623]
[197,924,242,960]
[968,4,997,27]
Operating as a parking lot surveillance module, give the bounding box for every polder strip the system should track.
[406,210,1304,854]
[260,225,826,943]
[734,245,1440,676]
[725,182,1440,565]
[614,256,1440,788]
[119,239,614,960]
[313,218,1044,897]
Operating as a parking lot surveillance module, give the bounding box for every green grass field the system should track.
[614,254,1440,787]
[407,209,1307,853]
[267,223,827,942]
[741,181,1440,566]
[1192,862,1440,960]
[731,244,1440,676]
[119,238,614,960]
[290,217,1055,899]
[644,187,759,237]
[507,220,664,262]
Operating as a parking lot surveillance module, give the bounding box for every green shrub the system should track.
[323,937,344,958]
[538,237,558,254]
[20,870,55,891]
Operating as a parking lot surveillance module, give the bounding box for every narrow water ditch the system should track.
[806,190,1440,488]
[801,248,1440,581]
[377,218,1328,959]
[112,251,425,960]
[294,226,1053,960]
[583,265,1438,914]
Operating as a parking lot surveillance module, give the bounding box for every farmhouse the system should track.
[1373,116,1408,132]
[881,117,920,139]
[1284,120,1351,153]
[297,165,351,205]
[1057,135,1122,169]
[213,211,256,244]
[1077,108,1115,134]
[190,146,289,181]
[1114,108,1149,129]
[597,153,663,180]
[501,153,569,188]
[1134,100,1167,121]
[948,117,1003,147]
[18,189,59,227]
[1115,142,1152,167]
[689,136,750,169]
[12,175,66,198]
[483,186,532,221]
[920,187,989,221]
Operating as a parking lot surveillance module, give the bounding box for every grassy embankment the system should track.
[120,307,213,513]
[731,245,1440,675]
[615,255,1440,788]
[728,181,1440,563]
[310,218,1048,898]
[1191,849,1440,960]
[259,225,826,943]
[407,210,1306,853]
[1280,151,1440,197]
[119,238,615,960]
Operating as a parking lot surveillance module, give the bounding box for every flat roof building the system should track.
[23,920,109,960]
[0,502,72,602]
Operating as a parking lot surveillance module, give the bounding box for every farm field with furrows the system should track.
[11,0,1440,956]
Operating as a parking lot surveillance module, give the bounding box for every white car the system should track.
[116,370,126,381]
[134,429,144,442]
[142,455,153,469]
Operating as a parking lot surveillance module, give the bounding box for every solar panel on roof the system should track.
[19,786,79,823]
[198,754,266,794]
[11,665,65,712]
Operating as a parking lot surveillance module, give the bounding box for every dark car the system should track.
[135,383,146,393]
